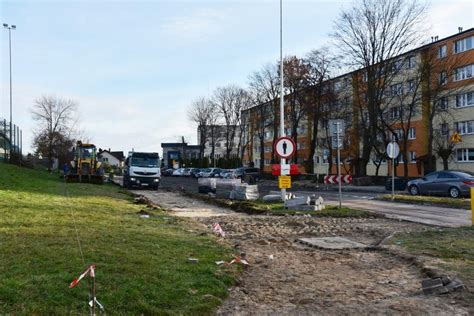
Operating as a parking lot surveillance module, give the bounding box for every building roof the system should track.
[99,150,125,161]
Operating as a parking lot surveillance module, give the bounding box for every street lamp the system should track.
[3,23,16,160]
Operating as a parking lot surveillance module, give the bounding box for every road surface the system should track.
[129,176,472,227]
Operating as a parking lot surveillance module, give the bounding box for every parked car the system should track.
[407,170,474,198]
[234,167,261,183]
[189,168,201,178]
[209,168,224,178]
[172,168,185,177]
[197,168,221,178]
[163,168,174,176]
[220,169,235,178]
[181,168,192,177]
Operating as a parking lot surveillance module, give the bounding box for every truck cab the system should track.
[123,151,161,190]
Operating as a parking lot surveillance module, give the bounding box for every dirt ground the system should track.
[140,190,469,315]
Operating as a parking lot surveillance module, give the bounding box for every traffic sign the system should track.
[272,164,299,176]
[278,176,291,189]
[274,137,296,159]
[329,119,345,136]
[332,136,343,149]
[386,142,400,159]
[451,132,462,143]
[324,175,352,184]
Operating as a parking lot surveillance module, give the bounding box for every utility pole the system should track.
[279,0,286,202]
[3,23,16,161]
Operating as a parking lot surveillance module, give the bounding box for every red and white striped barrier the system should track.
[212,223,225,238]
[324,175,352,184]
[69,265,95,288]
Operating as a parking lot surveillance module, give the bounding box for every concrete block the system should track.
[285,196,310,208]
[422,278,444,294]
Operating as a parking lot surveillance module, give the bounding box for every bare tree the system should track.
[188,97,212,158]
[333,0,427,176]
[280,56,311,164]
[248,63,281,163]
[420,47,469,172]
[31,95,78,171]
[212,85,247,161]
[304,48,338,173]
[382,55,424,178]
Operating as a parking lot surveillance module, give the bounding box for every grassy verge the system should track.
[185,191,376,218]
[0,163,237,315]
[390,227,474,306]
[378,194,470,209]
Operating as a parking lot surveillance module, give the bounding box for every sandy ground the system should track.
[139,190,469,315]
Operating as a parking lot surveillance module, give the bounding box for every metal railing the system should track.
[0,117,22,162]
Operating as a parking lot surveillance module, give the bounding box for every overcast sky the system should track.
[1,0,473,154]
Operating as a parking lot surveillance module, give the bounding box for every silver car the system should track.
[407,170,474,198]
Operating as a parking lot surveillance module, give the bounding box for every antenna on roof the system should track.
[458,27,463,33]
[431,36,434,42]
[435,36,439,41]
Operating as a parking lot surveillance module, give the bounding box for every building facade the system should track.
[242,28,474,177]
[161,143,203,169]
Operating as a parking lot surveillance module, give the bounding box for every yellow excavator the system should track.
[66,141,103,184]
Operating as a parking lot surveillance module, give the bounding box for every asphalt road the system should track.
[143,176,472,228]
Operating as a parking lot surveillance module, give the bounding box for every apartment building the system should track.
[242,28,474,177]
[197,125,242,160]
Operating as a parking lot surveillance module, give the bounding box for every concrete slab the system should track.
[297,237,367,250]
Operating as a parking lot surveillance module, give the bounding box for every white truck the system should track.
[123,151,161,190]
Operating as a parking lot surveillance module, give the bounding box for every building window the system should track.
[455,92,474,108]
[455,120,474,135]
[297,143,305,150]
[439,71,448,85]
[409,151,416,162]
[438,96,449,110]
[454,36,473,54]
[454,64,473,81]
[407,55,416,69]
[456,148,474,162]
[264,159,271,165]
[264,146,272,153]
[438,45,447,58]
[441,123,449,136]
[391,106,401,119]
[391,129,404,141]
[396,153,404,164]
[389,83,403,96]
[408,127,416,139]
[407,80,415,92]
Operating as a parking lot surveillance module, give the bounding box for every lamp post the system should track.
[3,23,15,160]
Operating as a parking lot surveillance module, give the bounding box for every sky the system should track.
[1,0,473,155]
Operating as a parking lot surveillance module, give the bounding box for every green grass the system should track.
[391,227,474,303]
[379,194,470,209]
[0,163,237,315]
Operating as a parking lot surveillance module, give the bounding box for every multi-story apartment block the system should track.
[197,125,242,160]
[242,28,474,177]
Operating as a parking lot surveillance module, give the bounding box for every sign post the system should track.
[274,136,296,201]
[386,141,400,201]
[330,120,344,209]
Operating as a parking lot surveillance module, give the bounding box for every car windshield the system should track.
[201,168,211,172]
[131,154,159,167]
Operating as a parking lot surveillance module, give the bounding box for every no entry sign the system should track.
[274,137,296,159]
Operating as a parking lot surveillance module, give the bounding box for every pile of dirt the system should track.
[197,216,468,315]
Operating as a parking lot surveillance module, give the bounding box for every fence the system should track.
[0,117,22,162]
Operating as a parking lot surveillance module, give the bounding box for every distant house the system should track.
[98,149,125,167]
